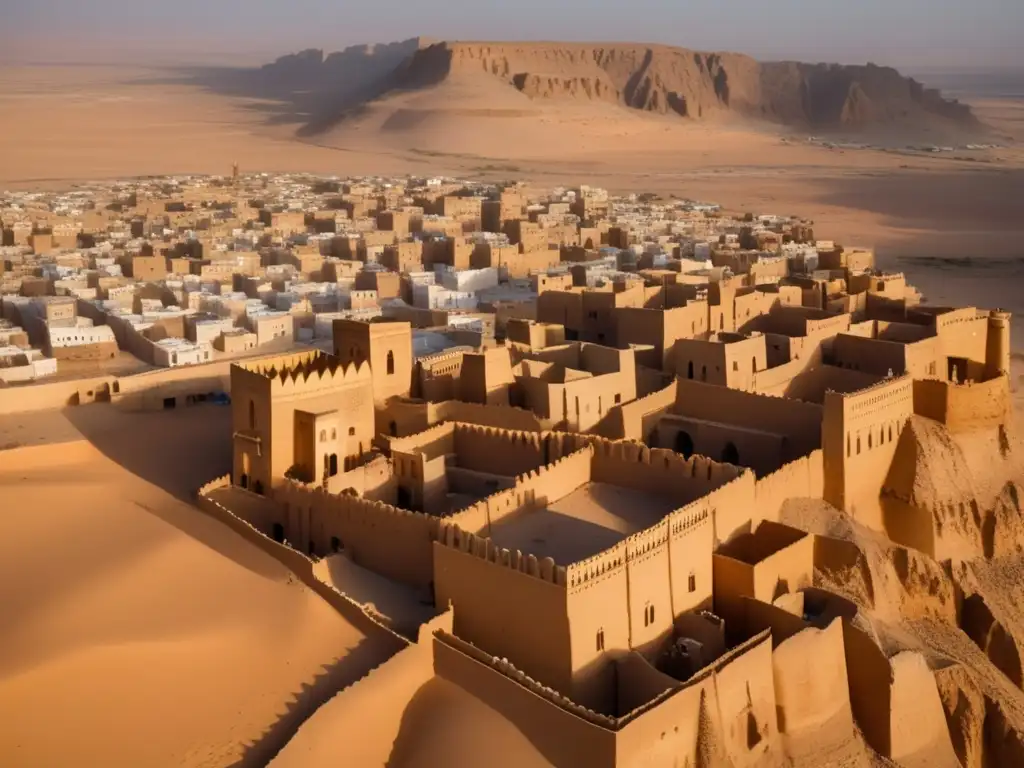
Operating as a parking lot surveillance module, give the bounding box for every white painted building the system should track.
[439,266,499,293]
[187,315,236,345]
[47,324,116,349]
[152,337,213,367]
[411,283,478,311]
[0,346,57,383]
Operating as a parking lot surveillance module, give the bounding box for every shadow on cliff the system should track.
[121,40,421,133]
[230,637,398,767]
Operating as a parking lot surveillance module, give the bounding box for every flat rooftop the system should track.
[487,482,681,566]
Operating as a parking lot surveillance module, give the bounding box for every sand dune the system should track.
[0,435,385,767]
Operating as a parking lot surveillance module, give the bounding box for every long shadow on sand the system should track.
[57,403,287,579]
[230,636,399,767]
[816,167,1024,236]
[62,402,232,503]
[121,40,421,134]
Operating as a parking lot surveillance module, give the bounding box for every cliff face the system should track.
[375,41,979,132]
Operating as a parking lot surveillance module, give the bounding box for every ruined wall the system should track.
[713,525,815,631]
[389,420,455,459]
[842,620,892,757]
[615,631,776,768]
[934,309,989,365]
[546,436,747,508]
[379,397,547,439]
[0,349,248,416]
[832,333,941,380]
[772,619,853,739]
[753,450,824,522]
[749,348,824,399]
[438,399,547,431]
[438,447,593,541]
[452,423,546,476]
[612,380,677,441]
[775,361,884,404]
[275,482,440,587]
[325,455,395,501]
[515,446,592,510]
[197,477,411,646]
[433,532,573,695]
[0,374,115,414]
[702,470,760,546]
[833,334,909,375]
[116,359,233,410]
[706,629,778,765]
[613,661,703,766]
[889,651,960,766]
[668,378,822,458]
[752,535,814,608]
[912,375,1010,433]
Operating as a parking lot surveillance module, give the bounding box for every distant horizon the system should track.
[4,37,1024,77]
[2,0,1021,70]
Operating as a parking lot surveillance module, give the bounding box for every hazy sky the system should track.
[3,0,1022,69]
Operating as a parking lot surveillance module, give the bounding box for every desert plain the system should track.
[1,47,1024,768]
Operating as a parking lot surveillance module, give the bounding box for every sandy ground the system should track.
[0,405,395,768]
[1,64,1021,267]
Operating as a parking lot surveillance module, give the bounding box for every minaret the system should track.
[985,309,1012,379]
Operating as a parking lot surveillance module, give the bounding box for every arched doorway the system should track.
[271,523,285,543]
[687,361,694,379]
[722,442,740,465]
[675,430,695,459]
[386,350,395,375]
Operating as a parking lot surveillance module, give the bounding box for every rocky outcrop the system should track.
[359,41,982,133]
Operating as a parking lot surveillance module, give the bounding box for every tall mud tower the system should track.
[985,310,1012,379]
